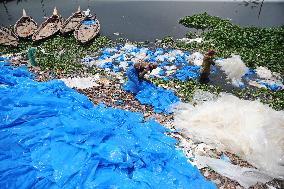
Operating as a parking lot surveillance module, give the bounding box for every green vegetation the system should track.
[0,34,113,75]
[152,78,284,111]
[157,13,284,110]
[178,13,284,75]
[1,15,283,110]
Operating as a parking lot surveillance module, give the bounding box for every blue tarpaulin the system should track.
[124,66,180,114]
[0,60,216,189]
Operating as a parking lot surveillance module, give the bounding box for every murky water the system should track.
[1,0,284,41]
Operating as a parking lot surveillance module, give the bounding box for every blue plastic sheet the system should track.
[258,81,283,91]
[82,20,96,26]
[0,60,216,189]
[175,66,201,81]
[123,66,142,94]
[135,81,180,114]
[124,66,180,114]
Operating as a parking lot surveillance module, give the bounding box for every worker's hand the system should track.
[145,66,151,72]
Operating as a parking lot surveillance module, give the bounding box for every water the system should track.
[1,0,284,41]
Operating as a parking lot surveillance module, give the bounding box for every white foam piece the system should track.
[178,38,203,44]
[149,67,162,77]
[256,66,273,79]
[190,52,204,66]
[120,43,136,51]
[104,47,117,53]
[119,61,129,70]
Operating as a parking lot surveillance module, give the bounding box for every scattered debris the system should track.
[60,76,100,89]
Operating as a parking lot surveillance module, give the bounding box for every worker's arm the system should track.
[139,69,148,79]
[209,59,215,66]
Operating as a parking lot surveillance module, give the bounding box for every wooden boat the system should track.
[32,7,63,41]
[0,26,19,47]
[14,9,37,38]
[74,9,100,44]
[60,6,86,34]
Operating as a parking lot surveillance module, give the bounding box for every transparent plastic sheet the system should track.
[216,55,249,87]
[0,60,216,189]
[196,156,273,189]
[174,93,284,179]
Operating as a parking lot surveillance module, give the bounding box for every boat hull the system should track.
[32,15,63,41]
[74,18,100,44]
[14,17,37,38]
[0,27,19,47]
[61,12,86,34]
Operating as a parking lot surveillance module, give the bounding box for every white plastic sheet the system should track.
[196,156,273,188]
[216,55,248,87]
[174,93,284,178]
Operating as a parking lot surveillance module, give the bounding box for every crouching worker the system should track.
[199,50,216,83]
[124,62,157,94]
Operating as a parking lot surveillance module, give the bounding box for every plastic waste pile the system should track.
[134,81,180,114]
[217,55,283,91]
[82,44,283,92]
[81,44,205,81]
[0,59,216,188]
[216,55,249,87]
[174,93,284,179]
[245,66,284,91]
[196,156,273,189]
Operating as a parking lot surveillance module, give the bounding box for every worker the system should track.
[199,50,216,83]
[124,62,157,94]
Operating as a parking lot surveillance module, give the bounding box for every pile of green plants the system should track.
[178,12,284,74]
[0,34,113,75]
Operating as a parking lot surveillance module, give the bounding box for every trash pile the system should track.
[216,56,283,91]
[174,93,284,181]
[125,80,180,114]
[81,44,204,81]
[0,59,216,188]
[246,66,284,91]
[216,55,249,87]
[82,44,283,92]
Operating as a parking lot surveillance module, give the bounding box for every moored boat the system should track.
[32,7,63,41]
[74,9,100,44]
[61,6,86,35]
[0,26,19,47]
[14,9,37,38]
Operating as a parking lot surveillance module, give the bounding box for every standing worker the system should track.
[124,62,157,94]
[199,50,216,83]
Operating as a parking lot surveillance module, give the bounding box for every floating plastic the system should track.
[216,55,249,87]
[0,60,216,188]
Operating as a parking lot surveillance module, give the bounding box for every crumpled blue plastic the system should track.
[175,65,201,81]
[0,60,216,189]
[82,20,96,26]
[258,80,283,91]
[123,66,180,114]
[136,81,180,114]
[123,66,141,94]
